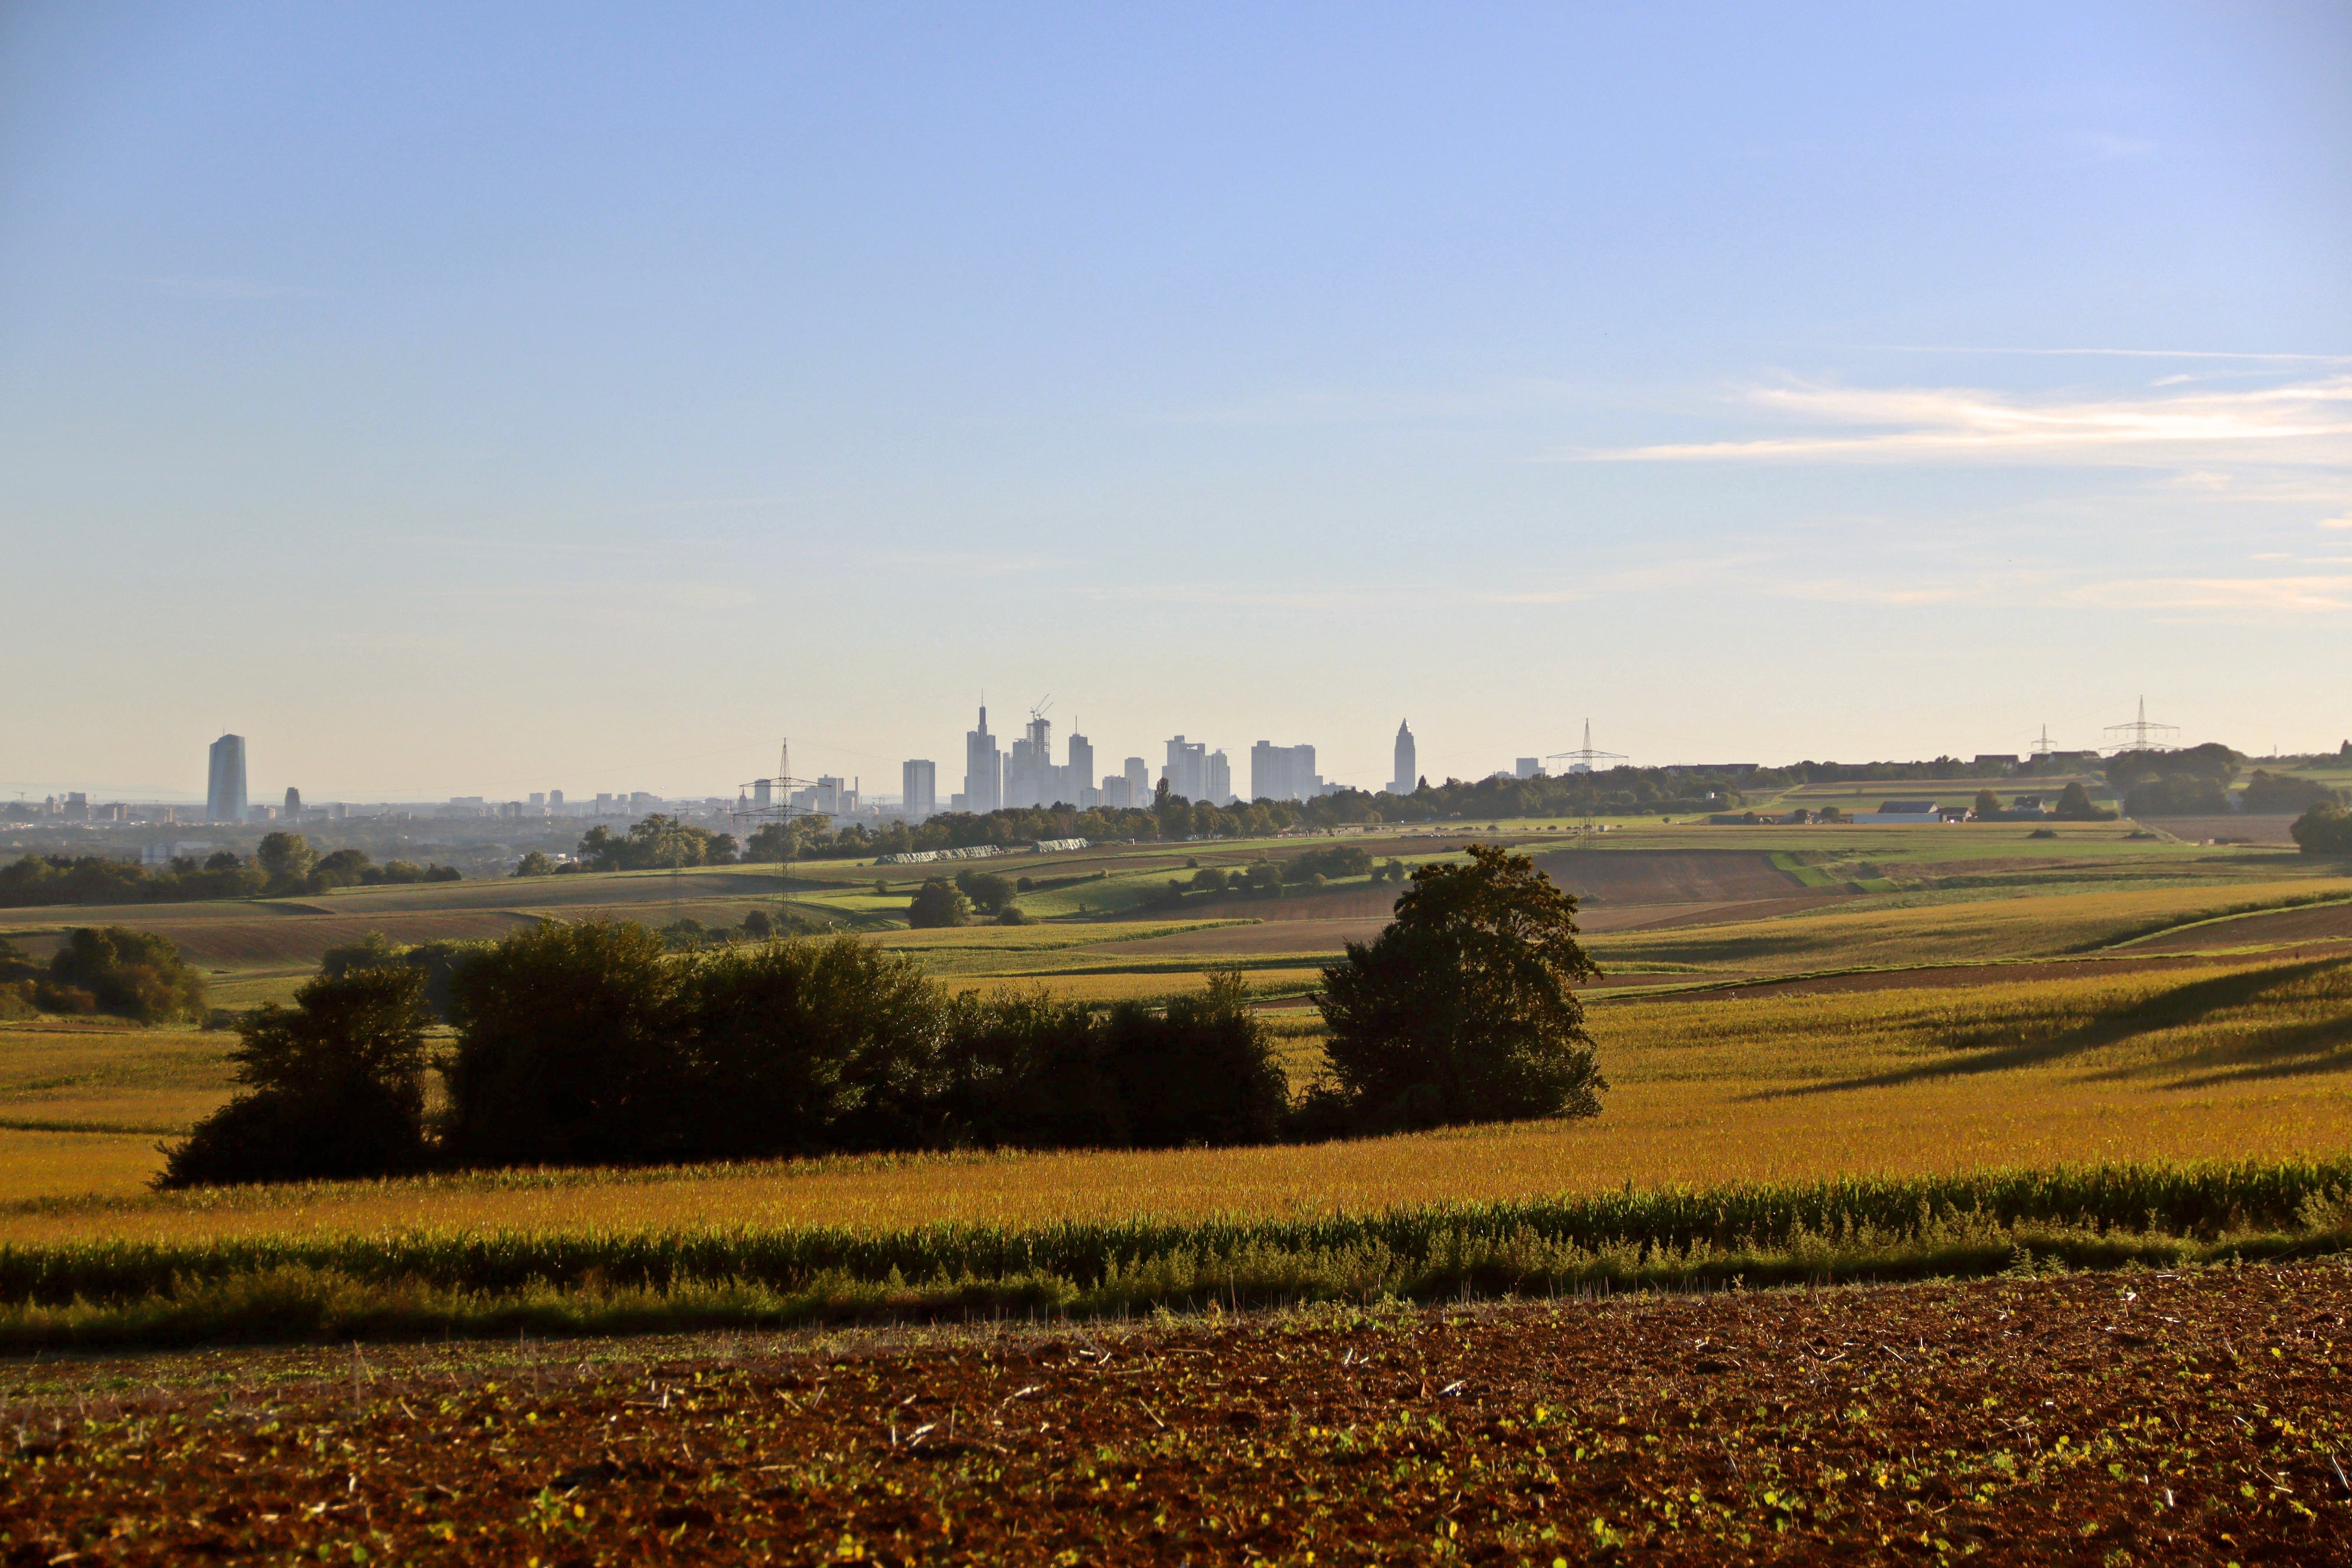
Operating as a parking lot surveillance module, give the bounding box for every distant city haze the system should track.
[2,5,2346,801]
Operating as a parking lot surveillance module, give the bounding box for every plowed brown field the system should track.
[3,911,542,971]
[2126,899,2352,953]
[5,1264,2346,1564]
[1531,849,1812,907]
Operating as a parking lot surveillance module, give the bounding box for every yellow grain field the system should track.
[5,956,2347,1244]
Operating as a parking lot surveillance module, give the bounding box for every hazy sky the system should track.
[5,2,2348,803]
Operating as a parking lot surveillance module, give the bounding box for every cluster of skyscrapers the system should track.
[899,708,1421,820]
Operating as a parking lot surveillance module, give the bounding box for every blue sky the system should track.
[4,2,2347,802]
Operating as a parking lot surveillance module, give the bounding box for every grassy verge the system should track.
[3,1158,2347,1349]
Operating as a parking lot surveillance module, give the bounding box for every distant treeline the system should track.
[0,834,461,909]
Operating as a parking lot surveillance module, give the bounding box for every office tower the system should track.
[1007,710,1052,809]
[1162,736,1207,802]
[1123,756,1149,806]
[629,791,656,814]
[1207,750,1232,805]
[1066,733,1095,809]
[529,792,545,808]
[964,705,1002,814]
[282,786,302,819]
[548,789,564,809]
[1389,720,1418,795]
[1515,757,1542,779]
[206,734,247,824]
[903,759,937,819]
[1249,741,1325,802]
[1100,774,1131,808]
[752,778,772,809]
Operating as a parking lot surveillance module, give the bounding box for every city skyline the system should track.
[1,694,2317,811]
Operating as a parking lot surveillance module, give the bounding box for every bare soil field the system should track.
[2125,899,2352,953]
[1104,917,1393,957]
[1,910,541,970]
[1530,848,1811,906]
[1593,894,1854,932]
[5,1265,2344,1565]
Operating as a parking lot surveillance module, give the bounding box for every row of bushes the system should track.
[163,926,1292,1185]
[165,846,1609,1187]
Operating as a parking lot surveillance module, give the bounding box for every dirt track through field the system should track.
[6,1265,2346,1564]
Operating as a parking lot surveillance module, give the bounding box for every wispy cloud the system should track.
[2320,513,2352,530]
[1872,347,2352,364]
[1578,377,2352,465]
[2066,576,2352,614]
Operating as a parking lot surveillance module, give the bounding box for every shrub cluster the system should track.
[2292,802,2352,857]
[0,927,207,1023]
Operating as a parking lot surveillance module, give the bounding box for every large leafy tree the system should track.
[1316,844,1605,1129]
[160,965,432,1187]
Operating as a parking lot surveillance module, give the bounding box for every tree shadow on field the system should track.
[1751,957,2352,1099]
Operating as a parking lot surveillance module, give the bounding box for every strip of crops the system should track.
[1,1157,2347,1347]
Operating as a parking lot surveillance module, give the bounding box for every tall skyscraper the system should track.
[1249,741,1325,802]
[207,734,247,824]
[902,759,937,819]
[1066,732,1095,809]
[963,705,1002,814]
[1123,756,1150,807]
[1389,720,1419,795]
[1162,736,1207,802]
[1206,750,1232,805]
[1006,710,1053,809]
[283,786,302,819]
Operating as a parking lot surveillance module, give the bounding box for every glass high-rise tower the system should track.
[207,733,248,823]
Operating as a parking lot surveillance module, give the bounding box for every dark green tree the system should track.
[2052,782,2113,821]
[158,966,432,1187]
[673,936,947,1155]
[2291,802,2352,857]
[907,878,971,928]
[254,831,318,892]
[954,870,1015,914]
[1316,844,1605,1130]
[1974,788,2001,818]
[512,851,556,877]
[1102,971,1289,1147]
[41,927,206,1023]
[445,919,692,1165]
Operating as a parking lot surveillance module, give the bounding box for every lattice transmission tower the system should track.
[728,737,819,839]
[1546,719,1627,776]
[2102,697,2180,755]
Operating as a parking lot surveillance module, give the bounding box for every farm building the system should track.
[1852,799,1946,824]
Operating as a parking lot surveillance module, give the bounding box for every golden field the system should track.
[4,953,2346,1245]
